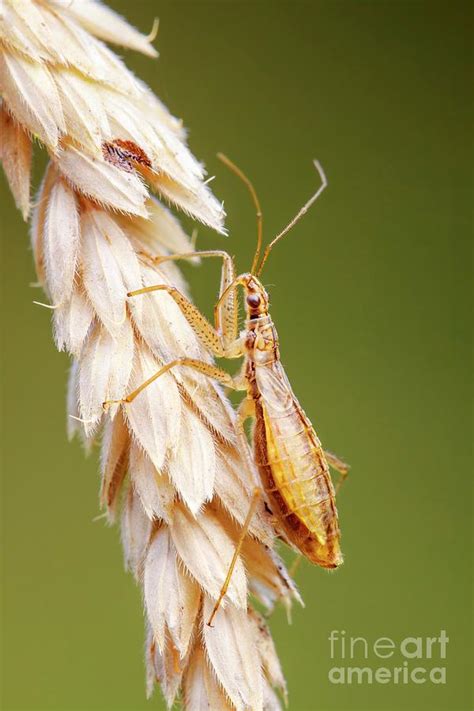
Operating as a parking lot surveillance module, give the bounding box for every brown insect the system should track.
[105,154,349,624]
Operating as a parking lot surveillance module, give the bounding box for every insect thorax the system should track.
[244,315,280,365]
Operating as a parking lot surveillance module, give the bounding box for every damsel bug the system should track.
[105,154,349,625]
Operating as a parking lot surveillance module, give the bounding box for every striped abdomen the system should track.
[252,361,342,568]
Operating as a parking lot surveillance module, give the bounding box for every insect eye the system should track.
[246,293,261,308]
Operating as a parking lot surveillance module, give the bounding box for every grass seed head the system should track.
[0,1,300,708]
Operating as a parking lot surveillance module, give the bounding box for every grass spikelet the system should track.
[1,2,299,708]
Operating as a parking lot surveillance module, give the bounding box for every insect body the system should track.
[105,155,349,621]
[241,275,343,568]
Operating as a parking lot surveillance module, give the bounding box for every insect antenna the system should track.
[217,152,263,275]
[256,160,328,277]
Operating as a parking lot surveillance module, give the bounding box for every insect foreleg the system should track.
[139,250,239,348]
[129,283,227,357]
[214,274,249,320]
[103,358,235,410]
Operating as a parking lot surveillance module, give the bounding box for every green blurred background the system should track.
[1,1,471,710]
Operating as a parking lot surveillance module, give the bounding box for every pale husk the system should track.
[0,1,300,708]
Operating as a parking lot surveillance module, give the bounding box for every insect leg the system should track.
[129,283,226,357]
[234,397,259,485]
[103,358,235,409]
[289,553,303,578]
[324,450,351,494]
[236,397,283,529]
[138,250,239,348]
[207,486,262,627]
[206,398,265,626]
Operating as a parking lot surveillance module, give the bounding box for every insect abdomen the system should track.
[254,401,342,569]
